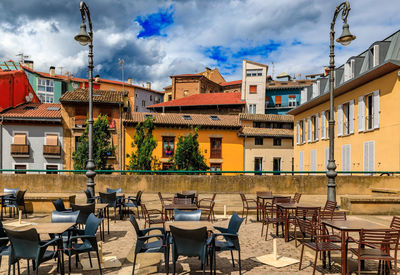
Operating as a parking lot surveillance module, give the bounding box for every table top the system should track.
[4,222,75,235]
[165,221,213,231]
[257,194,287,199]
[276,203,318,209]
[322,219,388,231]
[164,204,198,210]
[98,193,124,197]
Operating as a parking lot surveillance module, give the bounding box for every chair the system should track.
[347,229,400,275]
[142,204,165,229]
[106,188,124,218]
[1,188,18,218]
[324,200,337,211]
[106,188,122,194]
[158,192,172,220]
[318,210,346,242]
[84,189,96,204]
[170,226,211,275]
[176,192,196,204]
[174,209,202,221]
[51,210,80,223]
[173,197,192,205]
[5,227,61,275]
[291,206,320,247]
[261,199,285,240]
[7,190,27,218]
[291,193,302,203]
[130,214,168,275]
[297,217,341,275]
[66,213,103,274]
[71,203,95,228]
[213,213,244,274]
[198,193,216,222]
[239,193,257,223]
[52,198,71,212]
[390,216,400,231]
[125,191,143,219]
[0,220,13,272]
[99,192,120,231]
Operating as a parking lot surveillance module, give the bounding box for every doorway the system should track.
[273,158,281,175]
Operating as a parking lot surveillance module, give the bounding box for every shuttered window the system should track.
[324,148,329,171]
[296,121,300,145]
[310,149,317,172]
[349,100,354,134]
[46,134,58,146]
[299,151,304,172]
[358,96,365,132]
[337,105,343,137]
[373,90,380,129]
[275,96,282,106]
[342,144,351,172]
[14,133,27,145]
[307,117,312,142]
[249,85,257,94]
[321,111,326,139]
[363,141,375,175]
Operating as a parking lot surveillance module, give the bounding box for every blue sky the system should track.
[0,0,399,90]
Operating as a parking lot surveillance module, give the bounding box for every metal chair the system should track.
[130,214,168,275]
[291,193,302,203]
[176,192,196,204]
[142,204,165,229]
[291,206,320,247]
[52,198,71,212]
[213,213,244,274]
[390,216,400,231]
[261,199,285,240]
[239,193,257,223]
[198,193,216,222]
[174,209,202,221]
[324,200,337,211]
[158,192,172,220]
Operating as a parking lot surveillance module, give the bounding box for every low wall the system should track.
[0,174,399,195]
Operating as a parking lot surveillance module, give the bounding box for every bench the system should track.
[341,195,400,215]
[23,193,76,213]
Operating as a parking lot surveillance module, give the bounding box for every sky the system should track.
[0,0,398,91]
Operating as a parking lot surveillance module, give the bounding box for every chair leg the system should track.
[96,250,103,275]
[358,257,361,275]
[312,250,318,275]
[27,260,30,275]
[238,249,242,275]
[17,261,20,275]
[132,253,137,275]
[88,252,92,268]
[299,244,304,270]
[230,250,235,267]
[265,223,270,241]
[261,221,264,237]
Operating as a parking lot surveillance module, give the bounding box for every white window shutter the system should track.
[315,114,319,141]
[310,150,316,172]
[351,59,355,78]
[321,112,326,139]
[337,105,343,137]
[373,90,380,129]
[299,151,304,171]
[324,147,329,171]
[358,96,365,132]
[349,100,354,134]
[296,121,300,145]
[373,45,379,67]
[363,142,369,173]
[302,119,306,144]
[369,141,375,173]
[307,117,312,142]
[342,145,346,172]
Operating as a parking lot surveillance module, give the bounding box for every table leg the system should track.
[256,197,260,222]
[284,209,289,242]
[341,230,346,275]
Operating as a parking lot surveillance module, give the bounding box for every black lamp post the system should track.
[327,1,356,203]
[74,1,96,199]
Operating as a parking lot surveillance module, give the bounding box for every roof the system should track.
[1,103,61,121]
[243,60,269,68]
[125,112,241,128]
[148,92,245,108]
[266,80,313,89]
[239,113,293,123]
[239,127,293,137]
[220,80,242,86]
[171,73,203,78]
[60,89,124,105]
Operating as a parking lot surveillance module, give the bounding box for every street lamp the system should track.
[327,1,356,203]
[74,1,96,199]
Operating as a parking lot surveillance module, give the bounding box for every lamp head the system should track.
[336,23,356,46]
[74,23,91,46]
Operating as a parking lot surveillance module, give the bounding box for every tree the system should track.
[172,127,209,172]
[73,115,115,171]
[126,116,159,171]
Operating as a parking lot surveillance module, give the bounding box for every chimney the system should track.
[95,74,100,82]
[128,78,133,84]
[49,66,56,77]
[24,60,34,70]
[146,82,151,90]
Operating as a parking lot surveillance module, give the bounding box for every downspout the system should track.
[243,135,246,175]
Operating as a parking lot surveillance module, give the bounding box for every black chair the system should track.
[84,189,96,204]
[71,203,95,228]
[125,191,143,219]
[170,226,212,275]
[0,220,14,273]
[213,213,244,274]
[7,190,27,218]
[106,188,124,218]
[1,188,18,219]
[5,227,61,275]
[66,213,103,274]
[176,193,196,204]
[130,214,168,274]
[52,198,71,212]
[174,209,202,221]
[50,210,80,247]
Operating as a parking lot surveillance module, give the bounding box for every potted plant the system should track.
[165,145,173,156]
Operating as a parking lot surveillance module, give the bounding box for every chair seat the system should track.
[305,241,341,251]
[264,218,284,223]
[72,241,93,252]
[149,219,164,224]
[41,250,58,263]
[214,240,235,251]
[142,240,164,252]
[246,206,257,210]
[349,248,394,260]
[125,202,138,208]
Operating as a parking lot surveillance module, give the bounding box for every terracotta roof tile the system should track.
[1,103,61,120]
[60,89,124,105]
[239,127,293,137]
[239,113,293,122]
[148,92,244,108]
[125,112,241,128]
[220,80,242,86]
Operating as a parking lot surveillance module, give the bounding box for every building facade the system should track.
[241,60,268,114]
[289,30,400,173]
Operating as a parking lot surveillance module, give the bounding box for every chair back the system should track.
[391,216,400,231]
[106,188,122,194]
[136,190,143,206]
[296,216,317,240]
[51,210,80,223]
[174,209,202,221]
[129,214,144,237]
[227,213,244,234]
[52,198,67,212]
[273,196,291,204]
[16,190,26,206]
[173,197,192,205]
[158,192,166,206]
[210,193,217,201]
[331,211,346,221]
[295,206,320,223]
[292,193,302,203]
[0,221,8,247]
[99,192,117,206]
[359,229,400,249]
[176,193,195,204]
[84,213,102,236]
[324,200,337,211]
[170,226,208,258]
[4,188,18,197]
[84,189,95,204]
[5,228,39,260]
[257,191,272,197]
[71,203,95,225]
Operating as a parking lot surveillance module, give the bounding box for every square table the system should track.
[256,194,287,221]
[165,221,214,231]
[4,222,75,235]
[164,203,198,220]
[322,219,388,275]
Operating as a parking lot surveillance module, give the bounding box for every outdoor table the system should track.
[322,219,388,275]
[275,203,316,242]
[256,193,286,221]
[164,203,198,220]
[165,221,214,231]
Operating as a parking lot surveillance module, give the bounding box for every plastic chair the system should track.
[130,214,168,275]
[66,213,103,274]
[0,220,14,273]
[52,198,71,212]
[84,189,96,204]
[51,210,80,223]
[174,209,202,221]
[71,203,95,228]
[125,191,143,219]
[1,188,18,219]
[5,227,61,275]
[7,190,27,218]
[213,213,244,274]
[106,188,124,217]
[99,192,120,226]
[170,226,211,275]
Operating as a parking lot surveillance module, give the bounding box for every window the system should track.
[13,133,27,145]
[249,104,256,114]
[75,136,81,151]
[182,115,192,120]
[273,158,281,175]
[210,115,219,121]
[162,137,175,157]
[150,95,153,101]
[310,150,317,172]
[210,163,222,175]
[343,102,350,135]
[155,96,160,103]
[344,59,355,81]
[371,44,379,67]
[168,95,172,101]
[255,137,263,145]
[273,138,281,146]
[311,115,318,141]
[254,157,263,176]
[46,165,58,174]
[249,85,257,94]
[366,94,373,130]
[135,106,138,112]
[246,69,262,76]
[14,164,27,174]
[37,78,54,103]
[210,138,222,158]
[142,100,146,107]
[299,120,305,144]
[45,134,58,146]
[274,96,282,107]
[288,95,297,107]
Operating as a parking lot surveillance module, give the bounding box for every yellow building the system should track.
[124,112,243,173]
[288,30,400,173]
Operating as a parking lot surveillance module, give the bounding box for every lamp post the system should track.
[74,1,96,199]
[327,1,356,203]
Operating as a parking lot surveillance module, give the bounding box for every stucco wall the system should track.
[134,87,163,113]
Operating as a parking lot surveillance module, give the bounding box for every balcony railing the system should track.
[43,145,61,156]
[74,117,86,128]
[210,148,222,159]
[11,144,29,156]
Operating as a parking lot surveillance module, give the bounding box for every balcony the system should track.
[11,144,29,157]
[43,145,61,157]
[73,116,86,129]
[210,148,222,159]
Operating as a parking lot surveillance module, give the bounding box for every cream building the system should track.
[241,60,268,114]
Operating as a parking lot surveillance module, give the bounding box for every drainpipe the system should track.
[119,104,124,172]
[243,135,246,175]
